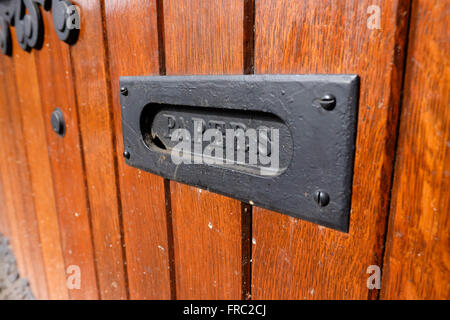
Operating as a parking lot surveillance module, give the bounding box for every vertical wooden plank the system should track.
[8,32,57,299]
[170,186,245,299]
[103,0,172,299]
[0,60,12,240]
[0,57,27,270]
[33,9,95,300]
[68,0,127,299]
[164,0,245,299]
[0,59,10,236]
[252,0,410,299]
[381,0,449,300]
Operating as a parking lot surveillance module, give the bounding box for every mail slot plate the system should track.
[120,75,359,231]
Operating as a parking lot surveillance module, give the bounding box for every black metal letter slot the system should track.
[120,75,359,232]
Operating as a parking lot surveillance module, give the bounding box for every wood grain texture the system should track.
[8,32,56,300]
[0,68,10,238]
[164,0,244,75]
[0,55,28,280]
[0,58,13,242]
[381,0,450,300]
[15,9,99,300]
[164,0,245,299]
[103,0,172,299]
[170,184,244,299]
[68,0,126,299]
[33,9,92,300]
[251,0,410,299]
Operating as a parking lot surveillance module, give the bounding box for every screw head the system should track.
[50,108,65,137]
[318,94,336,110]
[123,150,130,159]
[314,190,330,207]
[120,87,128,96]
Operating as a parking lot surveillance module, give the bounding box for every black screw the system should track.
[50,108,65,137]
[318,94,336,110]
[123,150,130,159]
[120,87,128,96]
[314,190,330,207]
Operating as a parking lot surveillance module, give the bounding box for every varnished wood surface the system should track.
[170,184,244,299]
[104,0,172,299]
[0,0,447,300]
[7,32,55,299]
[251,0,410,299]
[381,0,449,300]
[32,9,84,300]
[0,55,32,293]
[68,0,127,299]
[164,0,246,299]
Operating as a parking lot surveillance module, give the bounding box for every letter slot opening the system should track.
[139,103,293,177]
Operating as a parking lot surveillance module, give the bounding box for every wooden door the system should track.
[0,0,447,300]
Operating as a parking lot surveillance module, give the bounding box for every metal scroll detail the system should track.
[0,0,79,55]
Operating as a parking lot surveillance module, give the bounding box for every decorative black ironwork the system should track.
[0,0,79,56]
[0,15,11,55]
[15,0,44,51]
[51,0,78,44]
